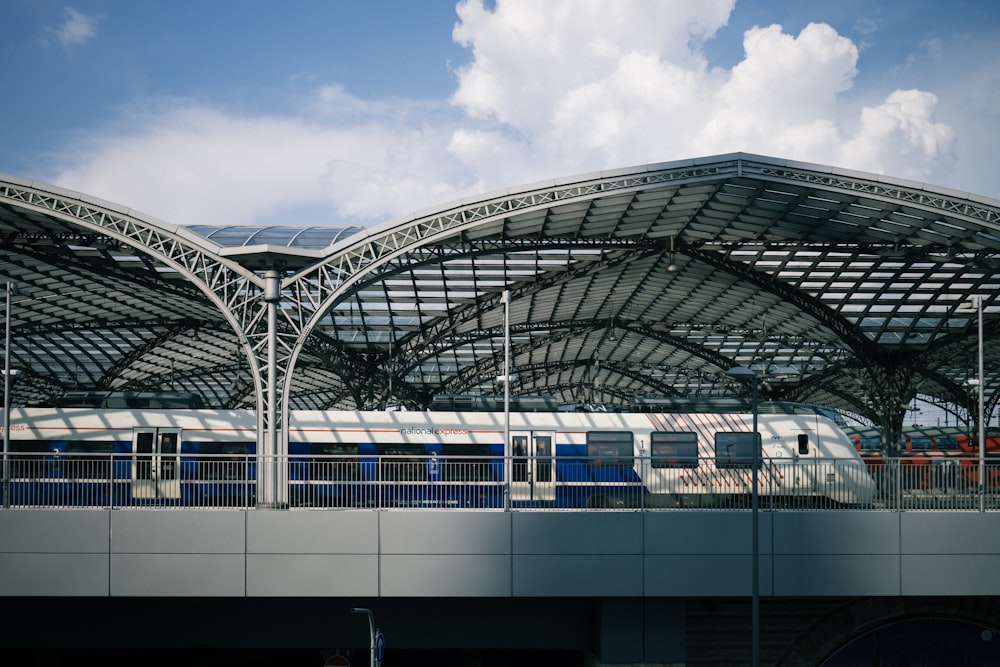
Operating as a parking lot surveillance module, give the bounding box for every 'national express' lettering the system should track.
[399,427,469,436]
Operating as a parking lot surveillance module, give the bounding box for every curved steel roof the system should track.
[0,153,997,428]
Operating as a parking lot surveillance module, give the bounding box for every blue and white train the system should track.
[2,397,876,508]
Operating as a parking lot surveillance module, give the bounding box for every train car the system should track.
[287,408,874,508]
[843,424,1000,491]
[3,404,874,508]
[844,424,1000,457]
[5,408,256,507]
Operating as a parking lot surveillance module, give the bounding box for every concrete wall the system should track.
[2,509,1000,598]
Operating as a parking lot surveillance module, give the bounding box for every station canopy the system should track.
[1,153,998,426]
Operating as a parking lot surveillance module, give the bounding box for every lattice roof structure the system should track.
[1,153,998,439]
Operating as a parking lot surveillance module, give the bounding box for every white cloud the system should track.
[54,100,470,227]
[51,0,973,228]
[50,7,98,49]
[840,89,955,181]
[448,1,956,192]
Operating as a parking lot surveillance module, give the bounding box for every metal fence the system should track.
[2,453,999,511]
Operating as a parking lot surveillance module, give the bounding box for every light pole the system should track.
[959,296,986,512]
[3,281,16,509]
[351,607,383,667]
[976,295,985,513]
[499,289,511,510]
[725,364,799,667]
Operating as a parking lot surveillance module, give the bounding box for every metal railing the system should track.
[2,452,999,511]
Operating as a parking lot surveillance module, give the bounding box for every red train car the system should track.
[843,424,1000,491]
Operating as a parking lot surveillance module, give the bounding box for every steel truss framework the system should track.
[1,153,999,504]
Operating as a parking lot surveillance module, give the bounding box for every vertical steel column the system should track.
[2,282,11,508]
[977,295,985,512]
[261,270,281,508]
[750,374,760,667]
[502,289,511,511]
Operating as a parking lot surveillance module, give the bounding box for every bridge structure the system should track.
[3,154,1000,664]
[2,504,1000,665]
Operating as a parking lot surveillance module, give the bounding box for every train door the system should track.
[131,428,182,499]
[792,430,820,495]
[510,431,556,502]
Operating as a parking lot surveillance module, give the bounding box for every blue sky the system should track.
[2,0,998,228]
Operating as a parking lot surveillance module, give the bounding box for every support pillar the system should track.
[258,269,287,509]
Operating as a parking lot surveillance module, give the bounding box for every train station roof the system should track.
[1,153,998,424]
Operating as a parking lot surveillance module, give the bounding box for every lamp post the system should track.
[350,607,383,667]
[976,295,985,513]
[500,290,511,510]
[970,296,986,512]
[3,281,16,509]
[959,296,986,512]
[724,365,799,667]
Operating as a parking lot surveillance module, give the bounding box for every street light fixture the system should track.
[499,289,511,511]
[3,281,17,509]
[724,364,799,667]
[958,296,987,512]
[350,607,384,667]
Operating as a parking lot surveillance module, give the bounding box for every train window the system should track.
[159,433,178,481]
[200,443,249,480]
[9,440,48,478]
[378,443,426,481]
[512,434,529,481]
[859,437,881,452]
[535,434,553,482]
[798,434,809,455]
[715,431,761,468]
[64,441,114,479]
[442,443,493,481]
[650,432,699,468]
[310,443,359,480]
[935,436,959,451]
[586,431,633,467]
[910,437,932,452]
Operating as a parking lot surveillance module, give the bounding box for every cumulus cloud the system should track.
[448,1,955,187]
[51,0,963,227]
[54,99,469,227]
[49,7,98,49]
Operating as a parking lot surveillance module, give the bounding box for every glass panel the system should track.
[586,431,633,466]
[310,443,359,480]
[935,436,959,451]
[65,441,113,479]
[512,435,529,481]
[377,443,425,481]
[442,443,492,481]
[859,436,881,451]
[651,432,699,468]
[159,433,178,480]
[135,432,154,480]
[200,442,249,480]
[714,431,761,468]
[535,434,552,482]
